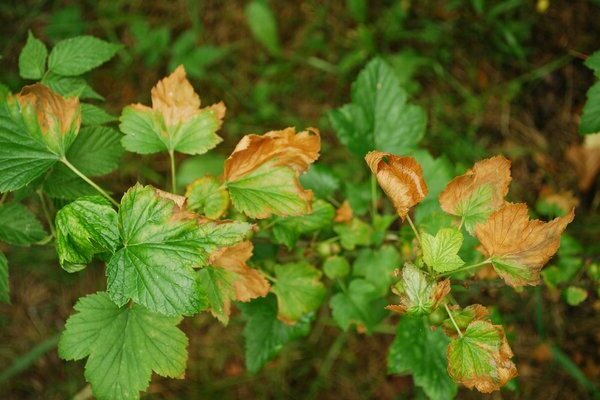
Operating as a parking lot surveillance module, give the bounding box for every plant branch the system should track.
[60,158,119,207]
[37,190,55,237]
[438,259,491,277]
[405,214,422,247]
[444,304,463,338]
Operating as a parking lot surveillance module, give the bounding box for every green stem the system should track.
[169,150,177,194]
[438,259,491,277]
[444,304,463,338]
[370,175,378,218]
[61,158,119,207]
[405,214,422,247]
[37,190,55,237]
[457,216,465,231]
[0,192,7,206]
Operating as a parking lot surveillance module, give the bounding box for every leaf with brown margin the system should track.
[120,65,225,155]
[209,241,270,302]
[386,264,450,315]
[224,128,320,219]
[475,203,574,287]
[439,156,511,233]
[442,304,490,337]
[14,83,80,156]
[334,200,353,223]
[447,320,517,393]
[365,151,427,219]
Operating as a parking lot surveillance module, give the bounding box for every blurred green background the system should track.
[1,0,599,399]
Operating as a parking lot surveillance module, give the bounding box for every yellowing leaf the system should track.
[185,175,229,219]
[386,264,450,315]
[210,241,270,302]
[120,65,225,155]
[439,156,511,233]
[475,203,575,287]
[447,320,517,393]
[334,200,353,223]
[365,151,427,219]
[12,83,80,155]
[224,127,320,219]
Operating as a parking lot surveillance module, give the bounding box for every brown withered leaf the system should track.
[566,133,600,192]
[209,241,270,302]
[475,202,575,287]
[439,156,511,232]
[224,127,320,182]
[365,151,428,219]
[15,83,80,154]
[538,186,579,215]
[334,200,353,223]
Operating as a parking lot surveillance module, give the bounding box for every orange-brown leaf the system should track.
[223,127,320,182]
[474,203,575,287]
[334,200,353,223]
[210,241,270,302]
[565,133,600,192]
[365,151,428,219]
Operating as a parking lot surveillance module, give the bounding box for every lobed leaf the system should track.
[185,176,229,219]
[387,264,450,315]
[330,279,387,333]
[353,245,401,295]
[421,228,465,273]
[271,199,335,248]
[0,202,47,246]
[271,262,325,323]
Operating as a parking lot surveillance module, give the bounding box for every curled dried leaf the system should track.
[475,203,575,287]
[334,200,353,223]
[365,151,428,219]
[13,83,80,154]
[565,133,600,192]
[439,156,511,232]
[209,241,270,302]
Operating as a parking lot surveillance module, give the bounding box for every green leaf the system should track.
[198,266,236,324]
[106,184,209,316]
[580,81,600,135]
[392,264,449,315]
[323,256,350,279]
[59,292,188,400]
[48,36,121,76]
[371,214,396,246]
[0,202,47,246]
[388,316,457,400]
[447,320,517,393]
[81,103,116,125]
[299,164,340,199]
[239,294,311,373]
[176,152,225,190]
[42,73,103,100]
[0,96,61,192]
[328,57,426,157]
[0,251,8,303]
[585,50,600,78]
[194,220,254,264]
[564,286,588,306]
[119,104,222,156]
[353,245,401,295]
[271,262,326,323]
[19,31,48,80]
[271,199,335,248]
[490,257,537,286]
[55,196,119,272]
[330,279,387,333]
[422,228,465,273]
[333,218,372,250]
[227,162,311,219]
[185,176,229,219]
[244,1,281,56]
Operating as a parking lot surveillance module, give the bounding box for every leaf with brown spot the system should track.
[334,200,353,223]
[365,151,428,219]
[439,156,511,233]
[224,128,320,219]
[475,203,574,287]
[120,65,225,155]
[386,264,450,315]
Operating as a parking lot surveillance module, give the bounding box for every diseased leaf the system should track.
[48,36,121,76]
[328,58,426,156]
[271,262,326,323]
[224,127,320,218]
[439,156,511,233]
[387,264,450,315]
[271,199,334,248]
[120,66,224,155]
[334,217,372,250]
[441,304,490,336]
[365,151,428,219]
[447,320,517,393]
[0,251,8,303]
[55,196,119,272]
[565,133,600,192]
[475,203,575,287]
[19,31,48,80]
[422,228,465,273]
[185,176,229,219]
[198,266,236,324]
[239,294,312,373]
[353,245,401,295]
[330,278,387,333]
[0,203,47,246]
[388,316,457,400]
[59,292,188,400]
[334,200,353,223]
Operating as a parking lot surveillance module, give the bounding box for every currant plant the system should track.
[1,34,577,400]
